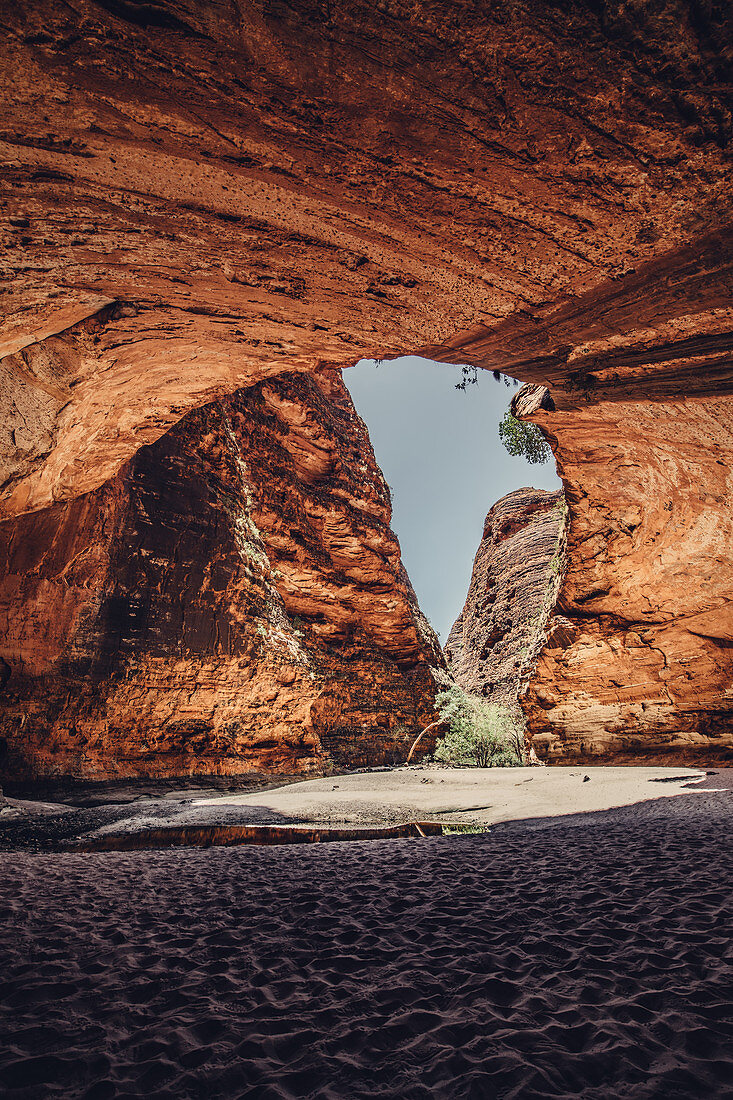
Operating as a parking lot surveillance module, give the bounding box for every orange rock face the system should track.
[2,1,730,517]
[1,1,732,772]
[519,390,733,764]
[445,488,565,707]
[0,371,442,780]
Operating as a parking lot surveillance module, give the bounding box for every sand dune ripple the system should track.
[1,782,731,1098]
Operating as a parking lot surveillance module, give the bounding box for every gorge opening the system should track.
[1,0,731,784]
[343,356,562,643]
[1,4,731,1096]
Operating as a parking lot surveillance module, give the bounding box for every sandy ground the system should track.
[0,772,730,1098]
[189,764,708,828]
[0,765,709,849]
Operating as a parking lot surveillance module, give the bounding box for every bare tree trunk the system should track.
[406,720,446,764]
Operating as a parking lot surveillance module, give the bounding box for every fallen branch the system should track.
[406,719,446,764]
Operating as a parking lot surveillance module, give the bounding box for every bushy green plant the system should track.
[434,685,526,767]
[498,410,551,465]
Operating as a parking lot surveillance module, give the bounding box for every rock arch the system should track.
[1,0,731,776]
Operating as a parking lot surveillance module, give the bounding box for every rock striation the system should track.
[515,385,733,764]
[1,1,732,770]
[445,489,565,708]
[0,370,442,781]
[2,1,731,520]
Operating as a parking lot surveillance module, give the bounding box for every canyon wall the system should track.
[0,370,442,781]
[1,0,732,771]
[445,488,565,707]
[516,386,733,764]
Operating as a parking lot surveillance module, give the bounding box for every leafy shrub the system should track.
[498,410,551,465]
[434,685,526,767]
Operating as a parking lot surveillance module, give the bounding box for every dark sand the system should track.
[1,772,731,1099]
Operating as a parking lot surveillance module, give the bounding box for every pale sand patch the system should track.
[192,765,706,828]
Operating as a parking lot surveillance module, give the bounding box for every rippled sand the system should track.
[1,773,731,1098]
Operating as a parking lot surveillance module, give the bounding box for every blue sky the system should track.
[343,357,561,642]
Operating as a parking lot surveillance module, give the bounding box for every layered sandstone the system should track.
[0,371,442,781]
[445,489,565,706]
[2,0,731,520]
[515,385,733,764]
[1,1,732,770]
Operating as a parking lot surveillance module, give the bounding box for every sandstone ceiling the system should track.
[1,0,732,768]
[2,0,731,515]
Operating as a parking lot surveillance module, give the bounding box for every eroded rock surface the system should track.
[519,390,733,764]
[1,1,732,769]
[0,371,442,780]
[445,489,565,707]
[2,0,731,518]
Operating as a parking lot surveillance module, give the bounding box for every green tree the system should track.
[498,410,551,465]
[434,685,526,767]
